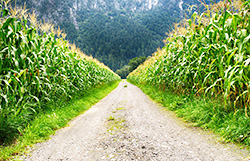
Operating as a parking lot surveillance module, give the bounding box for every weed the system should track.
[107,116,126,134]
[116,107,124,111]
[108,116,115,121]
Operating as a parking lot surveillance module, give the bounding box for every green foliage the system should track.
[0,3,120,144]
[128,0,250,146]
[128,1,250,115]
[12,0,186,71]
[116,65,130,79]
[13,0,215,71]
[128,56,147,72]
[71,0,213,71]
[116,56,147,79]
[75,9,167,71]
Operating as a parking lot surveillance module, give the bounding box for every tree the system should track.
[116,56,147,79]
[116,65,130,79]
[128,56,147,72]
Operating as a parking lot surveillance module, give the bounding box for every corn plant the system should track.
[0,2,120,144]
[128,0,250,115]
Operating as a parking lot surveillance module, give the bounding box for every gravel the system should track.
[24,81,250,161]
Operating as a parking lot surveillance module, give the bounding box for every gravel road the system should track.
[24,81,250,161]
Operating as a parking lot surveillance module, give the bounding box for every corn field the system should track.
[128,0,250,115]
[0,2,120,143]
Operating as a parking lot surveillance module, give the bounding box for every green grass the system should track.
[129,81,250,148]
[0,81,120,161]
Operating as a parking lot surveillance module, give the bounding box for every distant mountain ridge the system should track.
[14,0,208,71]
[71,0,160,11]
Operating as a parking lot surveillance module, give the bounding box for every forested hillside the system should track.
[13,0,210,71]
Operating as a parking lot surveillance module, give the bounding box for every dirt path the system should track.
[24,81,250,161]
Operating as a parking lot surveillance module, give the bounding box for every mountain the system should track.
[14,0,209,71]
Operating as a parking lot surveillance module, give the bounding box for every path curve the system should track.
[25,81,250,161]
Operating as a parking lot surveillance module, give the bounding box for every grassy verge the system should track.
[128,81,250,148]
[0,81,120,160]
